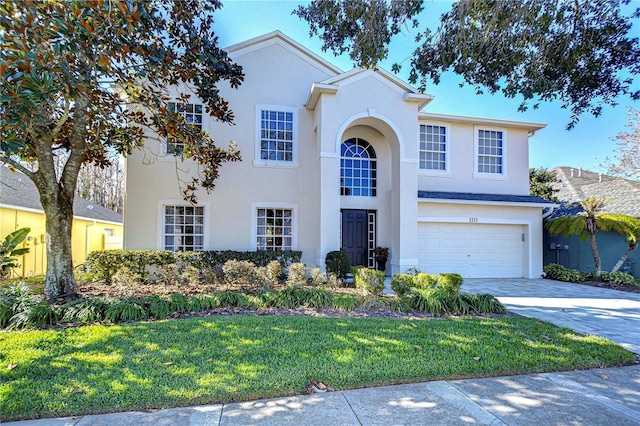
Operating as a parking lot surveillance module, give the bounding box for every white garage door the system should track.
[417,223,524,278]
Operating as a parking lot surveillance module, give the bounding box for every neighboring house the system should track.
[124,31,552,278]
[544,166,640,277]
[0,166,123,278]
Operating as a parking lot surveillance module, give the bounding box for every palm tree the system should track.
[546,198,640,280]
[611,219,640,273]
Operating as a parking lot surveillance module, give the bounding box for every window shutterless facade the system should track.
[167,102,203,155]
[254,105,298,166]
[419,124,447,171]
[474,127,507,178]
[256,208,293,251]
[163,205,204,251]
[340,138,377,197]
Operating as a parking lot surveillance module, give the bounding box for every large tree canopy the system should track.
[0,0,243,298]
[295,0,640,129]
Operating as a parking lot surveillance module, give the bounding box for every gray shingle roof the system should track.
[417,191,553,204]
[552,166,640,217]
[0,166,123,224]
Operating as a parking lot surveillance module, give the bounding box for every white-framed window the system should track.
[254,105,298,167]
[104,228,115,237]
[162,205,205,251]
[256,208,293,251]
[252,203,297,251]
[340,138,377,197]
[474,127,507,178]
[167,101,203,155]
[419,124,448,172]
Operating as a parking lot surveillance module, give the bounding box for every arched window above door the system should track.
[340,138,376,196]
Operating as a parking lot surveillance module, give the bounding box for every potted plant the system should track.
[373,246,389,271]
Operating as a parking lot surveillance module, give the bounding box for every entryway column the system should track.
[391,159,419,274]
[316,152,341,269]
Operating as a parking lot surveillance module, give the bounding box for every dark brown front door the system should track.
[341,209,368,267]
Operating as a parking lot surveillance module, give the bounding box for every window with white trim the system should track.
[477,129,504,174]
[163,205,204,251]
[167,102,203,155]
[419,124,447,171]
[259,109,294,162]
[256,208,292,251]
[340,138,377,196]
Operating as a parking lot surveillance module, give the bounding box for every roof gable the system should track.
[225,31,342,77]
[306,68,434,110]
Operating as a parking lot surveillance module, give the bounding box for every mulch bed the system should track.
[76,280,515,321]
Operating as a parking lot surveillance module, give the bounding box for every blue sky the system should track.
[213,0,639,173]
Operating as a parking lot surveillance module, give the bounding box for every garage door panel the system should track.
[418,223,524,278]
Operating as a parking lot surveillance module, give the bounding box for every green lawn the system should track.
[0,315,634,421]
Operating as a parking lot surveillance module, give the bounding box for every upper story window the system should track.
[419,124,447,171]
[256,106,296,164]
[163,205,204,251]
[476,129,504,174]
[340,138,377,197]
[167,102,203,155]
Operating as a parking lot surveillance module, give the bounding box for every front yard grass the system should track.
[1,315,634,421]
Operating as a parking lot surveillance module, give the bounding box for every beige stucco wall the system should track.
[417,120,531,195]
[124,33,544,276]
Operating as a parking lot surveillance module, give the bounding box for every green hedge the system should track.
[85,249,302,281]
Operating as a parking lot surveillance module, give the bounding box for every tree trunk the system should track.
[611,242,637,273]
[42,189,76,299]
[589,232,602,280]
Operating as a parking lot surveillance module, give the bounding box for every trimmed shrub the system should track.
[261,260,283,289]
[286,262,308,287]
[112,266,144,287]
[85,249,302,282]
[309,268,341,289]
[413,273,438,290]
[437,273,463,293]
[157,264,200,287]
[353,268,385,295]
[309,267,323,287]
[222,260,262,291]
[325,250,349,279]
[390,274,414,296]
[602,271,637,286]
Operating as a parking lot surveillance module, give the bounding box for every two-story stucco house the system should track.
[124,31,551,278]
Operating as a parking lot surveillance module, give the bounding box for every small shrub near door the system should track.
[325,250,349,279]
[390,274,414,296]
[353,268,385,295]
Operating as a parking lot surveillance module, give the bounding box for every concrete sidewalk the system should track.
[7,364,640,425]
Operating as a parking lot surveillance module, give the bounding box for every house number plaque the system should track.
[468,217,479,223]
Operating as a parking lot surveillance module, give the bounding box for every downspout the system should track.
[85,221,96,260]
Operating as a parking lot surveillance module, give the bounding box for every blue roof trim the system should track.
[418,191,553,204]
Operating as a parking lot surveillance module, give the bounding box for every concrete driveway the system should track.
[463,278,640,354]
